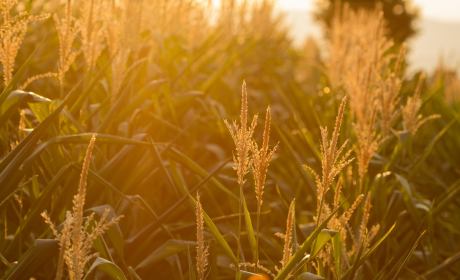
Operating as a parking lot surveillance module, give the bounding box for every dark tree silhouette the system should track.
[313,0,420,43]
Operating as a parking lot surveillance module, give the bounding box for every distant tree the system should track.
[313,0,420,43]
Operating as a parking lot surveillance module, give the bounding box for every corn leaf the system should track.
[311,230,338,259]
[0,38,45,107]
[136,239,196,271]
[5,239,59,280]
[275,203,343,280]
[391,231,426,280]
[83,257,127,280]
[344,232,366,280]
[242,196,257,262]
[340,223,396,279]
[332,232,343,278]
[297,272,325,280]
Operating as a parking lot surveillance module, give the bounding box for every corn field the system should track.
[0,0,459,279]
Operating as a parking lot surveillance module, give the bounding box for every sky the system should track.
[276,0,460,22]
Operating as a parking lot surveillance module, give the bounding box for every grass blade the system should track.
[340,223,396,280]
[0,37,45,107]
[242,196,257,263]
[344,232,367,280]
[4,239,59,280]
[83,257,127,280]
[390,231,426,280]
[0,75,86,199]
[135,240,196,271]
[332,232,343,278]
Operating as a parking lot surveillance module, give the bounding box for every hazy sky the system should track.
[276,0,460,22]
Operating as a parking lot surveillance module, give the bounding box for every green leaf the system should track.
[24,134,165,168]
[384,141,403,172]
[171,30,221,86]
[345,231,367,280]
[310,230,338,259]
[6,90,51,104]
[83,257,127,280]
[274,125,316,195]
[340,223,396,280]
[69,163,154,220]
[0,252,12,269]
[332,232,343,278]
[168,148,237,200]
[96,65,145,133]
[433,181,460,216]
[292,113,321,162]
[275,203,343,280]
[92,235,111,260]
[28,101,50,122]
[5,164,73,256]
[135,239,196,271]
[189,194,238,266]
[0,75,86,199]
[5,239,59,280]
[149,136,180,198]
[188,244,196,280]
[0,37,45,107]
[114,79,168,122]
[199,52,237,93]
[39,133,165,146]
[297,272,325,280]
[0,90,50,128]
[391,231,425,280]
[290,229,337,277]
[317,258,324,277]
[421,251,460,279]
[394,173,421,224]
[407,117,458,181]
[242,196,257,262]
[129,267,143,280]
[125,160,229,249]
[69,53,116,114]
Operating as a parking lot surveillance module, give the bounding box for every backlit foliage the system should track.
[0,0,459,279]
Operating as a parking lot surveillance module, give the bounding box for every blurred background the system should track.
[282,0,460,72]
[212,0,460,73]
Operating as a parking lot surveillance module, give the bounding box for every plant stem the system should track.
[316,197,324,228]
[236,183,243,271]
[310,196,325,271]
[255,205,261,273]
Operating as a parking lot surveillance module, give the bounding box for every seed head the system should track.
[304,96,354,217]
[224,81,258,187]
[251,106,278,207]
[196,192,209,280]
[42,135,123,280]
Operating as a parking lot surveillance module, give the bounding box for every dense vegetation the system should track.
[0,0,459,279]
